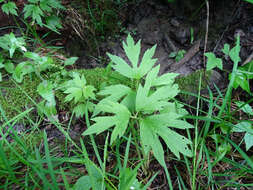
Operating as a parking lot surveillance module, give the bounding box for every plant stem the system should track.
[192,72,202,190]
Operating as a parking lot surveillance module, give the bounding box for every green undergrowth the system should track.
[0,67,211,122]
[0,75,41,121]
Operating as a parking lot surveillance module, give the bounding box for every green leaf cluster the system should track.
[230,61,253,94]
[0,33,26,58]
[1,1,18,16]
[61,72,96,118]
[23,0,64,31]
[83,34,193,167]
[37,80,57,121]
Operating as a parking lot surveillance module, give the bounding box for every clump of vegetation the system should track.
[0,0,253,189]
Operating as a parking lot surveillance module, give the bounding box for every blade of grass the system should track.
[223,136,253,169]
[43,131,59,190]
[174,165,188,190]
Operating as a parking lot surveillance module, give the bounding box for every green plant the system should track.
[0,0,64,34]
[0,32,55,83]
[0,0,17,15]
[169,49,186,62]
[37,80,57,121]
[82,34,193,170]
[61,72,96,118]
[204,52,223,71]
[73,134,156,190]
[244,0,253,3]
[0,33,26,81]
[0,32,26,58]
[229,61,253,94]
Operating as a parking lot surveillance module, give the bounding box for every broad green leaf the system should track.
[140,118,166,167]
[98,84,133,99]
[233,122,253,134]
[136,67,179,112]
[169,51,177,58]
[238,61,253,79]
[151,134,166,167]
[152,72,179,86]
[175,50,186,62]
[138,44,157,78]
[120,90,136,113]
[12,61,34,83]
[73,104,86,118]
[96,85,134,113]
[146,113,193,129]
[45,15,62,32]
[231,71,250,93]
[229,35,241,64]
[108,34,158,80]
[0,33,26,58]
[24,51,41,60]
[23,4,44,26]
[205,52,223,71]
[158,127,192,158]
[41,0,64,9]
[123,34,141,69]
[83,101,131,144]
[144,115,192,157]
[37,81,56,105]
[235,101,253,116]
[63,73,95,104]
[83,116,117,135]
[140,119,164,167]
[119,168,140,190]
[107,53,133,78]
[0,73,2,81]
[40,0,52,12]
[83,85,96,99]
[64,87,82,103]
[73,176,92,190]
[161,102,189,116]
[64,57,78,66]
[140,120,153,155]
[244,132,253,151]
[85,161,105,190]
[4,61,15,74]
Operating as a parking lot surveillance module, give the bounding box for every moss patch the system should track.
[176,69,212,101]
[0,74,41,122]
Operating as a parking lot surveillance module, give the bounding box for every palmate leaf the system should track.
[24,4,44,26]
[63,73,96,104]
[2,2,18,16]
[107,34,157,80]
[140,113,192,165]
[94,84,135,115]
[82,101,131,144]
[232,122,253,151]
[123,34,141,69]
[136,66,179,112]
[205,52,223,71]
